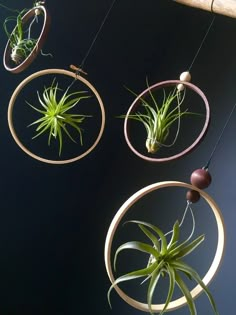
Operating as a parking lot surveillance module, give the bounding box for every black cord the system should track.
[188,15,215,71]
[80,0,117,70]
[204,102,236,169]
[67,0,117,90]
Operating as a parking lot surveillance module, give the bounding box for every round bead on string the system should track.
[177,71,191,91]
[177,83,185,92]
[190,168,212,189]
[186,167,212,203]
[187,99,236,203]
[180,71,191,82]
[186,189,201,203]
[35,8,41,15]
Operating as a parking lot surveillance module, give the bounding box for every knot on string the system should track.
[70,64,88,76]
[67,65,88,91]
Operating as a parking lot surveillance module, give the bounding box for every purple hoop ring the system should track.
[3,5,51,74]
[124,80,210,162]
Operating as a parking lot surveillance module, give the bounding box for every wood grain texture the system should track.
[174,0,236,18]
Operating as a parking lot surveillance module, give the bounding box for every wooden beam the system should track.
[174,0,236,18]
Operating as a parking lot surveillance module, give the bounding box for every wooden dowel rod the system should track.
[174,0,236,19]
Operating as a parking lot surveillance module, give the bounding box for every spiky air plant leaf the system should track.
[108,220,219,315]
[122,81,202,154]
[27,79,92,156]
[3,4,39,64]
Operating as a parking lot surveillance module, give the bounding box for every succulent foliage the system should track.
[27,79,92,155]
[123,83,201,154]
[108,220,219,315]
[3,3,40,64]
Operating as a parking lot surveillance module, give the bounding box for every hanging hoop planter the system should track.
[105,181,225,313]
[8,69,106,164]
[124,80,210,162]
[3,3,50,74]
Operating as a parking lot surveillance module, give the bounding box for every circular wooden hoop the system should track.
[3,5,50,73]
[104,181,225,313]
[8,69,106,165]
[124,80,210,162]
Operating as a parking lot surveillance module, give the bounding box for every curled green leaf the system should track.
[120,81,202,154]
[108,218,219,315]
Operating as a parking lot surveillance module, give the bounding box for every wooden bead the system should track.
[177,83,185,91]
[180,71,191,82]
[186,189,201,203]
[190,168,212,189]
[35,8,41,15]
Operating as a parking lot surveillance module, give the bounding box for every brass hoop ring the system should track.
[3,5,50,73]
[124,81,210,162]
[8,69,106,164]
[104,181,225,313]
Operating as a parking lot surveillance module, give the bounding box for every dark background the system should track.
[0,0,235,314]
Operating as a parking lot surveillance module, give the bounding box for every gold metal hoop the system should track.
[104,181,225,313]
[8,69,106,164]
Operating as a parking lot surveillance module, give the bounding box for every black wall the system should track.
[0,1,235,314]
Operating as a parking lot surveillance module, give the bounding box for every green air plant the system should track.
[108,220,219,315]
[3,5,38,65]
[123,83,200,154]
[27,79,92,156]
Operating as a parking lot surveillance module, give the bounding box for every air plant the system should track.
[27,79,92,156]
[2,3,41,64]
[123,82,201,154]
[108,219,219,315]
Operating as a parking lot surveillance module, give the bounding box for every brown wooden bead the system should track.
[186,189,201,203]
[190,168,212,189]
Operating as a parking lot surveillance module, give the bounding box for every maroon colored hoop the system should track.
[3,5,51,74]
[124,80,210,162]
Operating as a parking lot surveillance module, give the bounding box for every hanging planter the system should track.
[123,80,210,162]
[8,68,106,164]
[3,2,50,73]
[105,181,225,314]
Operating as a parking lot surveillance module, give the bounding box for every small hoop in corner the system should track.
[3,5,51,74]
[7,69,106,165]
[104,181,225,313]
[124,80,210,162]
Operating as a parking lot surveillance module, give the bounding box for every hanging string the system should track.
[161,201,195,242]
[188,15,215,71]
[80,0,117,70]
[27,15,37,39]
[203,0,235,169]
[67,0,117,91]
[204,102,236,169]
[143,200,195,283]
